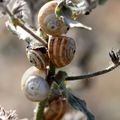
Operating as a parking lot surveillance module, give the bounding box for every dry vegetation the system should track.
[0,1,120,120]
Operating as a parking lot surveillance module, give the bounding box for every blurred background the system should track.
[0,0,120,120]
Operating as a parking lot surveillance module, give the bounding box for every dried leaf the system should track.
[67,91,95,120]
[63,16,92,30]
[6,21,35,43]
[0,106,17,120]
[55,1,92,30]
[11,0,32,24]
[56,0,91,18]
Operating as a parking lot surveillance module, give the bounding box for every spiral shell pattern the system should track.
[26,46,49,70]
[37,1,69,36]
[21,66,49,102]
[48,36,76,67]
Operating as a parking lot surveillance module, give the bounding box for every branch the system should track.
[66,63,120,80]
[17,21,47,46]
[3,6,47,46]
[66,50,120,81]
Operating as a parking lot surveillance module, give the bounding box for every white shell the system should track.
[21,66,49,102]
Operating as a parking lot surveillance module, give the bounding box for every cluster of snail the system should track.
[2,0,107,119]
[21,1,88,119]
[21,0,76,102]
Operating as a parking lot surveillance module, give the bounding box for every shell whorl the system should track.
[48,36,76,67]
[26,46,49,70]
[37,1,69,36]
[21,66,49,102]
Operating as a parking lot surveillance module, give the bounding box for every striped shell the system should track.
[21,66,49,102]
[48,36,76,67]
[37,1,69,36]
[26,46,49,70]
[44,97,68,120]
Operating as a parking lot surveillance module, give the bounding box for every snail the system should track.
[26,44,49,70]
[48,36,76,67]
[44,97,68,120]
[37,1,69,36]
[21,66,49,102]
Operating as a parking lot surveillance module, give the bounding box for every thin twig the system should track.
[18,22,47,46]
[4,6,47,46]
[66,63,120,80]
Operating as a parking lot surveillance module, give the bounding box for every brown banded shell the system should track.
[21,66,49,102]
[26,46,49,70]
[44,97,68,120]
[37,1,69,36]
[48,36,76,67]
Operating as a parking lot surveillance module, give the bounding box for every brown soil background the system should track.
[0,1,120,120]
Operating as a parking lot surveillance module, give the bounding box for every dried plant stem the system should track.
[34,63,56,120]
[34,101,47,120]
[17,22,47,46]
[5,6,47,46]
[66,63,120,80]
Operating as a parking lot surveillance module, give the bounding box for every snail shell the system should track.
[26,45,49,70]
[48,36,76,67]
[44,97,68,120]
[21,66,49,102]
[37,1,69,36]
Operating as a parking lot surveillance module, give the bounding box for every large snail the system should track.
[37,1,69,36]
[21,66,49,102]
[48,36,76,68]
[26,44,49,70]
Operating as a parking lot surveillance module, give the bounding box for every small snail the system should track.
[48,36,76,67]
[44,97,68,120]
[21,66,49,102]
[26,45,49,70]
[37,1,69,36]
